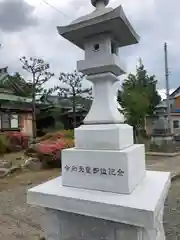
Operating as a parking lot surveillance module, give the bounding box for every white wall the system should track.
[171,116,180,135]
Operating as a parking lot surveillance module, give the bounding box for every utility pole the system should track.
[32,72,37,141]
[164,42,171,133]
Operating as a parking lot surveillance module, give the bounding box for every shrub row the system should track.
[0,130,74,169]
[25,130,74,168]
[0,131,30,154]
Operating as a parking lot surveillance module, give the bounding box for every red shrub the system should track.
[5,131,29,151]
[25,131,74,168]
[36,139,74,160]
[39,132,65,142]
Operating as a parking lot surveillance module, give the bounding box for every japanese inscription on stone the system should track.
[64,165,124,176]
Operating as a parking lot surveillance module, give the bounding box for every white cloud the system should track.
[0,0,179,92]
[158,89,176,100]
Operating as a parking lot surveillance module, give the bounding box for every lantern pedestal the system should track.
[28,172,170,240]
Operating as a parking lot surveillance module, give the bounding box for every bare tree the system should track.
[20,57,54,140]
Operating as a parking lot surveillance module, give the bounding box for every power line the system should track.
[41,0,70,19]
[33,0,43,11]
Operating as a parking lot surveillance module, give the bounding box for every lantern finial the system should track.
[91,0,109,8]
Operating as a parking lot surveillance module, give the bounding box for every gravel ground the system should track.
[0,186,45,240]
[164,179,180,240]
[0,179,179,240]
[0,169,59,240]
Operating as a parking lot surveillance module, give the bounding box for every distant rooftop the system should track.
[0,67,32,103]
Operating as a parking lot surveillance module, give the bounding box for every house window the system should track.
[2,114,10,129]
[1,113,19,129]
[11,114,19,128]
[173,120,179,129]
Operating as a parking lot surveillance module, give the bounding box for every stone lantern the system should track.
[153,103,170,135]
[57,0,138,125]
[154,102,168,116]
[57,0,144,194]
[151,102,176,153]
[27,1,170,239]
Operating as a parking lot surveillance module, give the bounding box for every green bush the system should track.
[61,130,74,139]
[0,134,10,154]
[42,121,64,135]
[54,121,64,130]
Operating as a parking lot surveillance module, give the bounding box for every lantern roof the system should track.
[57,5,140,50]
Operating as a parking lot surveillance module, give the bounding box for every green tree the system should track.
[118,60,161,139]
[20,57,54,140]
[54,70,92,128]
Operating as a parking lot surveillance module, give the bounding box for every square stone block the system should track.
[77,54,126,76]
[27,171,170,239]
[75,124,133,151]
[42,209,141,240]
[62,144,146,194]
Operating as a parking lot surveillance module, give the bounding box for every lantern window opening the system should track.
[93,43,100,52]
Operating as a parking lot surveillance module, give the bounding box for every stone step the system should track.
[0,168,9,178]
[0,166,21,178]
[0,161,12,169]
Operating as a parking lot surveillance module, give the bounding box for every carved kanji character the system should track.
[86,166,91,174]
[108,168,116,176]
[117,169,124,176]
[64,165,71,171]
[93,168,99,174]
[71,165,78,172]
[100,168,107,175]
[79,166,85,173]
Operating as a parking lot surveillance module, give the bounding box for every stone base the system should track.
[146,151,180,157]
[75,124,133,150]
[27,171,170,240]
[62,144,146,194]
[151,135,174,146]
[150,135,176,153]
[42,209,153,240]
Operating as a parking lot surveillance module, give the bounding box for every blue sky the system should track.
[0,0,179,99]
